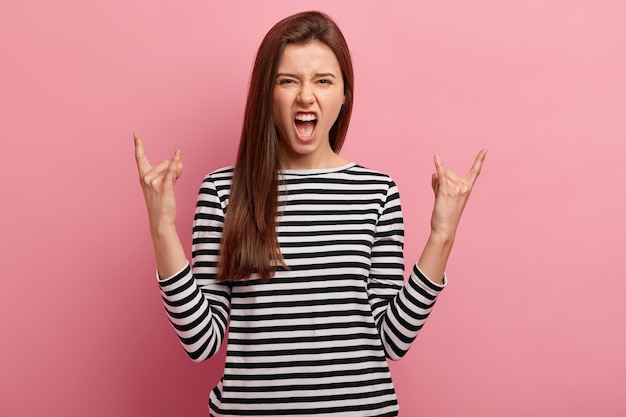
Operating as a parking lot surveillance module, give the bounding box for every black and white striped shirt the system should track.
[158,163,445,416]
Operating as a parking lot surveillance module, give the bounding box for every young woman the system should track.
[135,10,486,416]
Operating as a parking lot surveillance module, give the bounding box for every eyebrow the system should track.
[275,72,337,79]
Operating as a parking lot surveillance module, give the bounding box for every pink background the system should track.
[2,0,625,416]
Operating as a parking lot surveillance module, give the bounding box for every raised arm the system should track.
[134,133,231,361]
[369,151,486,360]
[134,133,187,279]
[418,150,487,284]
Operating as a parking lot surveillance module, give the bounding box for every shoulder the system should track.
[200,166,234,189]
[313,164,400,203]
[349,164,393,179]
[345,165,403,208]
[204,166,234,181]
[345,164,398,188]
[196,166,234,204]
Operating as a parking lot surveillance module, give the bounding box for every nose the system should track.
[297,83,315,105]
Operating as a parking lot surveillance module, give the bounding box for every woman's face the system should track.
[272,40,345,169]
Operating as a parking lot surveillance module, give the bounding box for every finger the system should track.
[464,149,487,185]
[434,154,445,180]
[134,133,152,175]
[176,161,184,180]
[142,160,170,185]
[434,154,464,185]
[164,150,181,187]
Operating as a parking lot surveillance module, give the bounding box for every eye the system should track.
[278,79,295,85]
[318,79,332,85]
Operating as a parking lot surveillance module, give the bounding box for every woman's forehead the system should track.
[276,41,341,74]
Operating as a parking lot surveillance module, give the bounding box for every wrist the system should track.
[428,228,456,246]
[150,222,178,241]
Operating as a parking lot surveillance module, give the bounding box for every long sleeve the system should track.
[158,170,232,362]
[367,179,446,361]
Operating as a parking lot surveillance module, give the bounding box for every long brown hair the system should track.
[217,11,355,282]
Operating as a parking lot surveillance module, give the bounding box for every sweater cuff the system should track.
[412,262,446,293]
[156,262,191,286]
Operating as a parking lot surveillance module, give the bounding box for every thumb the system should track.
[431,173,439,194]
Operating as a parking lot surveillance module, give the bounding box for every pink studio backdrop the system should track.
[1,1,625,416]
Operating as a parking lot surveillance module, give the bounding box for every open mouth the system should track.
[294,113,317,139]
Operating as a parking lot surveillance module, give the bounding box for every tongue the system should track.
[295,120,315,137]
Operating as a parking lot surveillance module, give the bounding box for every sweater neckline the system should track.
[279,162,356,176]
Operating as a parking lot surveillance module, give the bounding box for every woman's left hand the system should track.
[429,150,487,240]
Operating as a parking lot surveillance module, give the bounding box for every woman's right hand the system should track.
[134,133,184,235]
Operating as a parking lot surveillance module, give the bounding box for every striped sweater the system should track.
[158,163,445,416]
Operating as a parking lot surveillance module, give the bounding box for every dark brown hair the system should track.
[217,11,355,282]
